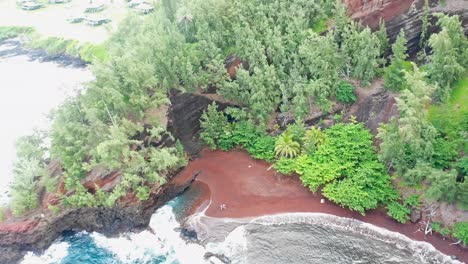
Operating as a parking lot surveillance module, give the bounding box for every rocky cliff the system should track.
[0,87,234,263]
[167,89,235,154]
[345,0,468,56]
[0,168,198,264]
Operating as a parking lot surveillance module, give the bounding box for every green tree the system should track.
[426,169,459,204]
[428,14,467,101]
[376,19,389,56]
[10,131,48,215]
[384,30,409,91]
[199,102,229,149]
[419,0,431,49]
[378,66,437,180]
[342,24,382,86]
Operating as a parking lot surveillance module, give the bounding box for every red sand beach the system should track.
[173,148,468,263]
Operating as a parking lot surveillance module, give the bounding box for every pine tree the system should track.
[342,26,382,86]
[419,0,431,49]
[376,19,389,56]
[378,66,437,180]
[428,13,467,102]
[384,30,409,91]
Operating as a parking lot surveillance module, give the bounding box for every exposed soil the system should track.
[177,149,468,263]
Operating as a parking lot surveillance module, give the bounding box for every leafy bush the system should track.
[48,205,61,214]
[136,186,151,201]
[404,194,421,209]
[432,137,458,169]
[246,136,276,162]
[453,222,468,245]
[43,176,59,193]
[295,123,399,214]
[285,122,307,145]
[273,158,297,175]
[336,81,357,103]
[0,207,4,221]
[455,157,468,176]
[431,222,452,237]
[0,26,34,41]
[302,126,326,155]
[10,132,47,216]
[386,201,411,223]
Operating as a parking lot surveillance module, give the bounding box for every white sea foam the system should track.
[92,204,208,264]
[21,241,69,264]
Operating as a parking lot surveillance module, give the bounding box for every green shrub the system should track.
[136,186,151,201]
[453,222,468,245]
[336,81,357,103]
[246,136,276,162]
[431,222,452,237]
[273,158,297,175]
[44,176,59,193]
[455,157,468,176]
[79,43,109,62]
[0,207,5,221]
[48,204,61,214]
[432,137,458,169]
[386,201,411,223]
[0,26,34,41]
[285,122,307,145]
[311,18,328,33]
[404,194,421,209]
[300,123,399,214]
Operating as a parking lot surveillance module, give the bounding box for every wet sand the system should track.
[175,149,468,263]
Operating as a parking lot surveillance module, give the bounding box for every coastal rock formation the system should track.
[345,0,468,56]
[167,89,234,154]
[345,79,399,135]
[0,169,198,263]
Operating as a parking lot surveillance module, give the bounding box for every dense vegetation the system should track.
[4,0,467,247]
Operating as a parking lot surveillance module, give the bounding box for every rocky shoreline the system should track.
[0,169,198,264]
[0,39,87,68]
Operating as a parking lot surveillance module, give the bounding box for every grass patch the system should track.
[429,76,468,153]
[0,26,108,63]
[0,26,35,41]
[429,76,468,123]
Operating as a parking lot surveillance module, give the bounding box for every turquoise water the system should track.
[22,195,208,264]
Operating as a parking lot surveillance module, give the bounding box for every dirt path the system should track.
[175,148,468,263]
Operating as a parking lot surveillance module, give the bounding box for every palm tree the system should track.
[274,132,301,158]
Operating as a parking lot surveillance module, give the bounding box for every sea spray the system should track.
[21,199,209,264]
[22,241,69,264]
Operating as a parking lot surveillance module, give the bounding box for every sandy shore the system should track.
[175,148,468,263]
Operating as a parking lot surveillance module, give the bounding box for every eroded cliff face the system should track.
[167,89,235,154]
[345,0,468,55]
[0,168,198,264]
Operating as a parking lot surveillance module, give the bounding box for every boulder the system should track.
[410,208,422,223]
[82,166,122,193]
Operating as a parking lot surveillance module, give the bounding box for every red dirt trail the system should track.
[174,149,468,263]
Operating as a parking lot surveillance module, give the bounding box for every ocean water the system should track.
[21,196,208,264]
[22,193,461,264]
[0,41,93,204]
